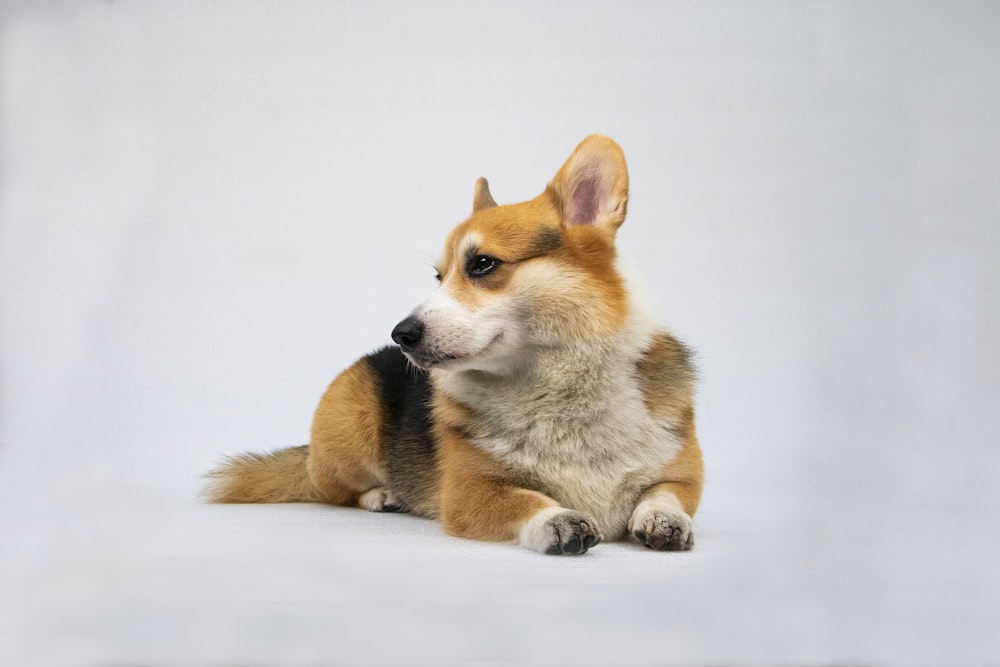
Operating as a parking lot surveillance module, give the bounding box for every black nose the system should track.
[391,316,424,350]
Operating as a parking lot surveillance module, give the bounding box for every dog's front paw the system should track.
[631,509,694,551]
[519,507,602,555]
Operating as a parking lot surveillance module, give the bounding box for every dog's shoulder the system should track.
[634,330,697,429]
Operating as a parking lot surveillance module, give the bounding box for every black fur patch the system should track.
[364,346,439,518]
[533,227,563,255]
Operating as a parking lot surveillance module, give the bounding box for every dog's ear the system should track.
[549,135,629,234]
[472,177,498,213]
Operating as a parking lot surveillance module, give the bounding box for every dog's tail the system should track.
[203,445,325,503]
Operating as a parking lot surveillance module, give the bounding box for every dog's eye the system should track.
[467,254,500,278]
[434,271,442,283]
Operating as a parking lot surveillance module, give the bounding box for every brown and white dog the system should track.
[206,136,703,555]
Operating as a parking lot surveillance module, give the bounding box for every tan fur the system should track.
[635,333,703,517]
[648,426,704,517]
[436,196,562,302]
[472,177,498,212]
[549,225,629,331]
[307,358,387,506]
[204,445,325,503]
[204,359,389,507]
[437,200,628,335]
[430,391,560,542]
[637,332,697,432]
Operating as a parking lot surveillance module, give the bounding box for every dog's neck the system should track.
[432,298,659,417]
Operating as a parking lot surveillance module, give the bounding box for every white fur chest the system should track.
[437,343,683,540]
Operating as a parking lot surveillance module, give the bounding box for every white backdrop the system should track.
[2,2,998,666]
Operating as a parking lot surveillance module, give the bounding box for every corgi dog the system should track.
[206,136,703,555]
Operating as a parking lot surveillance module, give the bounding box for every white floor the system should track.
[2,475,996,666]
[2,2,999,666]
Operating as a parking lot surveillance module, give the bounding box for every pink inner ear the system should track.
[569,176,600,226]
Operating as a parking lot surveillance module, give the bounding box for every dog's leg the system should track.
[628,410,703,551]
[307,358,392,508]
[628,433,703,551]
[437,430,601,554]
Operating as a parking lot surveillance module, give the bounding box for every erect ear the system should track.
[548,135,629,233]
[472,177,498,213]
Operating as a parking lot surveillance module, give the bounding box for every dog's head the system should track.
[392,135,631,373]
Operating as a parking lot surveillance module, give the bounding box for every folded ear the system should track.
[549,135,629,233]
[472,177,498,213]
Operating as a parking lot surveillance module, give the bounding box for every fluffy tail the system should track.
[203,445,326,503]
